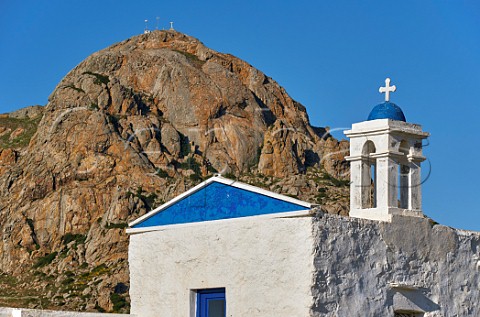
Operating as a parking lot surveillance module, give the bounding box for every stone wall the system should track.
[128,213,315,317]
[312,213,480,316]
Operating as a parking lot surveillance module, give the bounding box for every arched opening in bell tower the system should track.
[362,140,376,208]
[398,140,410,209]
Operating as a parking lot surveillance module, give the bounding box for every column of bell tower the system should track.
[344,78,429,222]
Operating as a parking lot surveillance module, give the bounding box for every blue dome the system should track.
[367,102,406,122]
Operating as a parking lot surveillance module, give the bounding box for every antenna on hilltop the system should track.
[144,19,151,34]
[156,17,160,30]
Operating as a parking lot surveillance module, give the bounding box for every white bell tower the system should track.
[344,78,429,222]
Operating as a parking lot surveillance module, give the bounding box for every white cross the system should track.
[379,78,396,102]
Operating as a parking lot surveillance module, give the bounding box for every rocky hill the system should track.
[0,30,349,312]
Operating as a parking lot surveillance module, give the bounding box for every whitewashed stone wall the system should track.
[312,213,480,316]
[128,215,315,317]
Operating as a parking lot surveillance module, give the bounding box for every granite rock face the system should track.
[0,31,348,311]
[46,30,346,177]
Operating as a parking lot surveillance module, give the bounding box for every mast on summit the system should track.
[144,19,151,34]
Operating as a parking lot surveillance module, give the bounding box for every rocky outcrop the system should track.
[0,30,348,312]
[8,105,44,120]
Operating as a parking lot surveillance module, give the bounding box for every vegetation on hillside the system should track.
[0,116,42,149]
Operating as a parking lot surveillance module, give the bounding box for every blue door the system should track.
[197,288,226,317]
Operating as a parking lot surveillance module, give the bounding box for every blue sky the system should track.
[1,1,479,231]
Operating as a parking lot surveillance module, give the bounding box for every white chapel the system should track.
[126,79,480,317]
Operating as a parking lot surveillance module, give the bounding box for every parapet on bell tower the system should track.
[344,78,429,222]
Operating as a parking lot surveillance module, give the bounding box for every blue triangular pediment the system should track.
[131,179,310,228]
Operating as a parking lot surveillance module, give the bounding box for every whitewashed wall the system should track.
[312,213,480,316]
[128,215,315,317]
